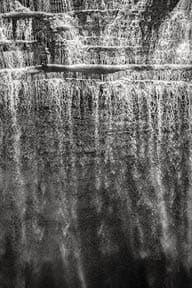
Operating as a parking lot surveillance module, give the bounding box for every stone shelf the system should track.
[1,64,192,76]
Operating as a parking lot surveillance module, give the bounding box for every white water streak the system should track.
[8,74,26,245]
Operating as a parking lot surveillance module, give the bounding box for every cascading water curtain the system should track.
[1,74,192,287]
[1,0,192,287]
[1,75,191,287]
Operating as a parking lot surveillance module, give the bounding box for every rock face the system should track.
[0,1,192,288]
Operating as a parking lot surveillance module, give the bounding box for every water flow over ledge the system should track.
[0,75,191,287]
[1,0,192,288]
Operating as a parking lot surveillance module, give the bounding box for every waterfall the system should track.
[1,0,192,287]
[1,74,192,287]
